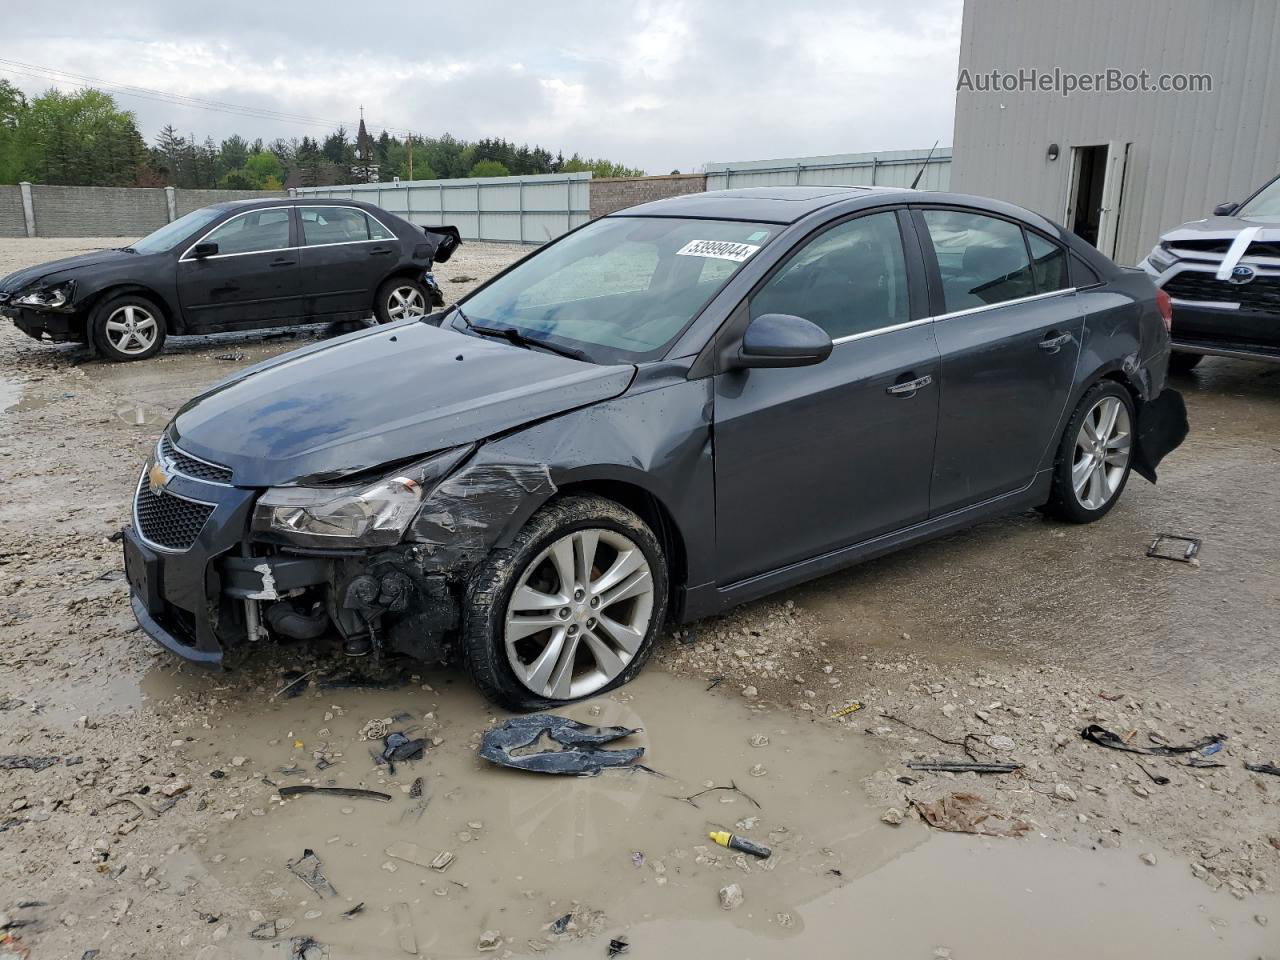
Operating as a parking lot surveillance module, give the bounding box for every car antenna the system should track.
[909,141,940,190]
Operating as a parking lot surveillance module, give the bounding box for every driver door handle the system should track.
[270,257,296,267]
[886,374,933,397]
[1039,331,1073,353]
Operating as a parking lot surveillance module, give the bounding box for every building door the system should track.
[1066,141,1129,259]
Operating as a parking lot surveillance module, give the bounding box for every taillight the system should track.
[1156,289,1173,332]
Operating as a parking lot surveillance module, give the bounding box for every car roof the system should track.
[209,197,376,211]
[609,185,913,223]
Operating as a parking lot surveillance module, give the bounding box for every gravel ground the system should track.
[1,236,1278,958]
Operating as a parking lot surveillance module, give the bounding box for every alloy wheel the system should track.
[1071,395,1132,510]
[504,528,655,700]
[104,305,158,355]
[386,285,427,320]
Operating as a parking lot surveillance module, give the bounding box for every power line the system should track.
[0,57,417,138]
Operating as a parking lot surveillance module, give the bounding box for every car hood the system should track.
[1160,215,1280,244]
[171,321,636,487]
[0,248,140,293]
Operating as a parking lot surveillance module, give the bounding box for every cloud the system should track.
[0,0,961,172]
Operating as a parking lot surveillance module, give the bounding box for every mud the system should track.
[1,236,1279,958]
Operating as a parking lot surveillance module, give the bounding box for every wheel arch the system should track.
[83,282,181,332]
[372,268,429,311]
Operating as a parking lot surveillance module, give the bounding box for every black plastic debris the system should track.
[550,913,573,935]
[341,902,365,918]
[0,756,59,772]
[906,761,1022,774]
[377,732,427,774]
[480,715,643,775]
[287,849,338,898]
[279,785,391,802]
[289,935,328,960]
[1080,724,1225,756]
[1146,533,1201,564]
[608,938,629,957]
[1245,761,1280,777]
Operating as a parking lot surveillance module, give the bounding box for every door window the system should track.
[300,206,383,245]
[922,210,1036,312]
[1027,232,1069,292]
[201,209,291,256]
[751,211,909,340]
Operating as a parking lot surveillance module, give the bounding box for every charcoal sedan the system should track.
[0,198,460,361]
[123,186,1188,709]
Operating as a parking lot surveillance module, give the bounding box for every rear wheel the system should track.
[90,294,167,361]
[463,496,668,710]
[1168,351,1203,375]
[1043,381,1135,524]
[374,277,430,324]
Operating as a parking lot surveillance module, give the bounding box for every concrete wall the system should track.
[589,174,707,218]
[0,185,25,238]
[951,0,1280,265]
[0,185,287,238]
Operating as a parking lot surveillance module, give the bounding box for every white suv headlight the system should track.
[252,446,473,548]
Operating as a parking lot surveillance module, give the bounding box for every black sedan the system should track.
[0,198,460,361]
[122,186,1187,709]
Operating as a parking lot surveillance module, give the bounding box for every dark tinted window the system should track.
[922,209,1035,312]
[301,206,376,245]
[751,211,909,340]
[1070,253,1102,287]
[202,208,291,255]
[1027,232,1069,292]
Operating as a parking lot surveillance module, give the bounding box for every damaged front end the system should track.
[122,434,554,668]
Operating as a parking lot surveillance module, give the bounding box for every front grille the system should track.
[1164,271,1280,315]
[134,482,214,551]
[161,434,232,484]
[1169,239,1280,259]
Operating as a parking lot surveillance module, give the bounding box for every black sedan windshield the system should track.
[130,206,223,254]
[458,217,774,362]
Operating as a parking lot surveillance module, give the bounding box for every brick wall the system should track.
[174,188,286,217]
[0,186,25,237]
[31,185,170,237]
[589,174,707,219]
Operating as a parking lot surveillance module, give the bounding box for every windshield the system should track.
[130,206,224,254]
[457,216,775,362]
[1237,177,1280,220]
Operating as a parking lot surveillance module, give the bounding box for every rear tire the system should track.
[90,293,167,362]
[374,277,430,324]
[463,495,669,711]
[1168,351,1203,375]
[1042,381,1135,524]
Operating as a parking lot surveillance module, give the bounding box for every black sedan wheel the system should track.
[1043,381,1135,523]
[463,495,668,710]
[90,293,167,361]
[375,277,431,324]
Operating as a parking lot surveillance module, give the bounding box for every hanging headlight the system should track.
[14,280,75,310]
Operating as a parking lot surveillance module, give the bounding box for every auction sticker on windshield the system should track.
[675,240,761,262]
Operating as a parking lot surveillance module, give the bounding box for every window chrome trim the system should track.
[179,204,394,261]
[829,286,1077,345]
[132,468,219,556]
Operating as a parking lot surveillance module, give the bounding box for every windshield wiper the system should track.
[119,246,137,254]
[454,306,586,362]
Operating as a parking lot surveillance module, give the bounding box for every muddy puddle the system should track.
[134,667,1273,959]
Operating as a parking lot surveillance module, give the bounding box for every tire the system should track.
[1042,381,1136,524]
[1168,351,1203,375]
[90,293,167,361]
[463,495,669,711]
[374,277,431,324]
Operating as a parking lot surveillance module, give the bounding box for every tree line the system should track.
[0,80,649,190]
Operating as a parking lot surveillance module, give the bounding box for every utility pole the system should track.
[407,132,414,181]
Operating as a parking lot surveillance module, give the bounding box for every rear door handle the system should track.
[270,257,296,267]
[886,374,933,397]
[368,246,392,256]
[1039,331,1073,353]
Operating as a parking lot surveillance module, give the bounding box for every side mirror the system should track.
[735,313,833,369]
[1212,202,1238,217]
[191,242,219,258]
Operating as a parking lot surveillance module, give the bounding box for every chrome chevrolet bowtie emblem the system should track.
[148,460,171,497]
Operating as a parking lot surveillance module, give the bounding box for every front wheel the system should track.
[463,496,669,711]
[90,294,167,361]
[1042,381,1135,523]
[374,277,431,324]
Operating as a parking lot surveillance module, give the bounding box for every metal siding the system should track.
[706,148,952,192]
[951,0,1280,265]
[294,173,590,244]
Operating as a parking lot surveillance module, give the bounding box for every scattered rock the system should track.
[719,883,744,910]
[1140,853,1157,866]
[477,929,502,951]
[987,735,1016,752]
[881,807,905,826]
[1053,783,1077,802]
[741,686,758,699]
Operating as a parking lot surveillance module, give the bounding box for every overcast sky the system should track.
[1,0,962,173]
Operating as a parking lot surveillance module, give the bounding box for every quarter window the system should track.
[201,209,291,256]
[922,210,1036,312]
[1027,232,1069,292]
[300,206,386,245]
[751,212,910,340]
